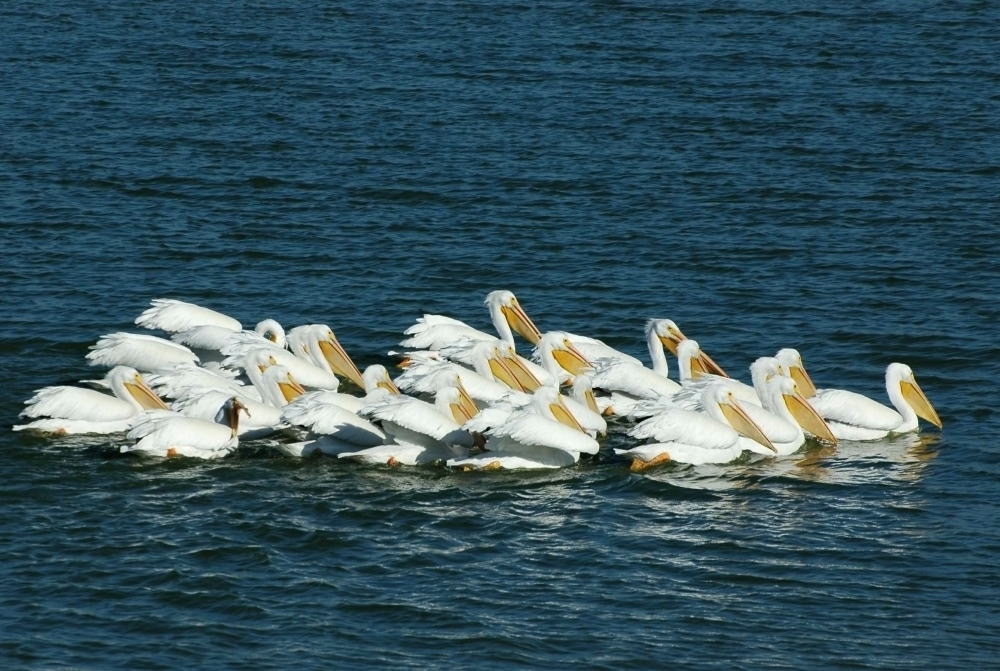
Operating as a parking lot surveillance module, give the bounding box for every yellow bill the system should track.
[502,354,543,393]
[125,375,171,411]
[784,392,837,445]
[318,336,366,388]
[552,339,592,376]
[488,351,523,391]
[789,364,817,398]
[277,373,307,403]
[549,395,585,433]
[720,397,776,453]
[901,378,942,428]
[501,299,542,345]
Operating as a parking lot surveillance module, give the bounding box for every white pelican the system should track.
[670,339,758,406]
[743,372,838,454]
[532,331,599,384]
[652,319,729,377]
[168,365,306,437]
[285,325,366,388]
[620,384,776,469]
[144,363,252,401]
[806,362,942,441]
[587,321,692,413]
[86,333,199,371]
[337,387,478,465]
[13,366,170,435]
[123,397,249,459]
[400,289,542,353]
[395,343,513,404]
[135,298,242,333]
[774,348,818,398]
[171,319,287,362]
[278,389,390,458]
[222,343,339,390]
[448,387,598,470]
[284,364,402,417]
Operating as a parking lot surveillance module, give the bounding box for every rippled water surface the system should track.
[2,1,998,668]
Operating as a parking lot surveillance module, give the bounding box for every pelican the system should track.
[285,364,401,416]
[286,325,366,388]
[86,332,199,371]
[774,348,818,398]
[171,319,287,363]
[278,394,390,459]
[135,298,242,333]
[532,331,599,384]
[806,362,942,441]
[222,343,339,390]
[123,396,249,458]
[670,339,758,406]
[13,366,170,435]
[144,363,251,401]
[448,387,598,470]
[620,384,776,469]
[168,365,306,437]
[652,319,729,377]
[743,372,838,454]
[337,387,478,465]
[400,290,542,354]
[587,321,692,412]
[394,342,514,404]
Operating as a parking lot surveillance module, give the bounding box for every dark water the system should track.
[2,1,999,668]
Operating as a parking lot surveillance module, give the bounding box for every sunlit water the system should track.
[2,1,998,668]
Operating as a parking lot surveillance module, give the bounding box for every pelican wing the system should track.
[86,333,199,371]
[494,412,599,455]
[810,388,902,430]
[361,394,464,442]
[19,386,135,422]
[281,395,385,446]
[125,414,236,455]
[135,298,241,333]
[630,409,738,449]
[396,358,510,402]
[221,347,339,390]
[589,358,680,399]
[400,314,493,350]
[145,363,248,399]
[566,333,643,367]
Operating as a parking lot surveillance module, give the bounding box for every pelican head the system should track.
[707,384,776,453]
[254,319,287,348]
[676,338,719,381]
[749,357,783,398]
[537,331,592,377]
[491,343,542,393]
[485,289,542,345]
[436,379,480,424]
[768,375,837,445]
[109,366,170,411]
[362,364,401,394]
[261,365,306,404]
[887,363,942,429]
[531,386,585,433]
[775,348,817,398]
[650,319,728,377]
[314,325,365,388]
[217,396,251,436]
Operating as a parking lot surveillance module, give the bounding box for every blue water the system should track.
[2,1,998,668]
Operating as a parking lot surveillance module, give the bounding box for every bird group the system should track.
[14,291,943,471]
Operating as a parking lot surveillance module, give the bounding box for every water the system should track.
[2,1,998,668]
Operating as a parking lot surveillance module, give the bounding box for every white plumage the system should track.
[86,333,200,371]
[135,298,242,333]
[14,366,170,434]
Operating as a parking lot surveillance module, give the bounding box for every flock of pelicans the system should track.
[14,291,943,471]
